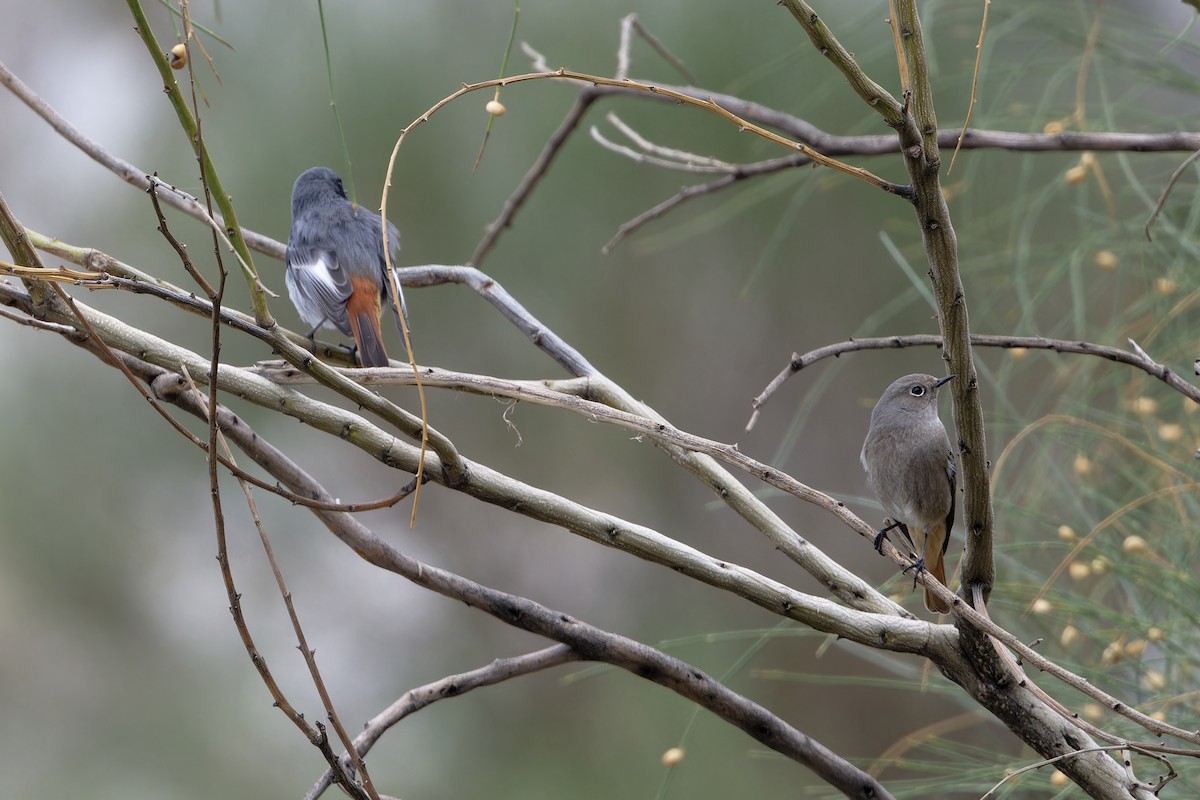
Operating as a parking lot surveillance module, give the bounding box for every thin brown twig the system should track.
[306,645,580,799]
[619,14,697,85]
[471,90,599,265]
[147,176,215,296]
[947,0,990,175]
[179,368,371,800]
[381,72,910,257]
[886,0,910,99]
[601,153,808,254]
[746,333,1200,430]
[1143,148,1200,241]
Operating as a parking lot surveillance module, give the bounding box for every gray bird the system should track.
[860,373,956,614]
[285,167,407,367]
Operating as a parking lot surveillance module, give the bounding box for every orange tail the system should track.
[347,277,388,367]
[923,522,951,614]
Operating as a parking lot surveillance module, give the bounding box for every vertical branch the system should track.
[890,3,995,600]
[124,0,274,326]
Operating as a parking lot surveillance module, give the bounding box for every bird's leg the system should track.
[302,321,324,355]
[902,556,927,591]
[873,519,903,554]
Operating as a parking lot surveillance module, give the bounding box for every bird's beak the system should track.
[933,374,956,389]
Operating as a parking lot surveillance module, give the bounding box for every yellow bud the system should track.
[1132,396,1158,415]
[1150,711,1167,722]
[1079,152,1097,167]
[1155,277,1178,295]
[1158,423,1183,442]
[1031,598,1053,614]
[1009,347,1028,360]
[1065,164,1089,184]
[1057,524,1077,542]
[1043,121,1066,135]
[1060,624,1079,648]
[1123,535,1148,554]
[169,43,188,70]
[1123,639,1147,658]
[1090,556,1109,575]
[1093,250,1118,270]
[1073,453,1092,475]
[661,747,685,767]
[1081,702,1104,721]
[485,99,507,116]
[1147,627,1164,642]
[1050,769,1069,787]
[1101,640,1124,664]
[1068,562,1091,581]
[1142,671,1166,691]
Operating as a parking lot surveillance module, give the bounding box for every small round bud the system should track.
[1090,556,1109,575]
[1101,639,1124,664]
[1043,121,1066,135]
[1050,769,1069,787]
[1147,627,1164,642]
[1057,524,1077,542]
[169,43,188,70]
[1073,453,1092,476]
[485,99,507,116]
[1132,396,1158,415]
[1068,562,1091,581]
[1093,250,1118,270]
[1150,711,1167,722]
[1031,598,1053,614]
[1123,638,1147,658]
[1060,624,1079,648]
[1122,535,1148,554]
[661,747,685,767]
[1065,164,1089,184]
[1154,277,1178,296]
[1009,347,1028,360]
[1081,702,1104,721]
[1158,423,1182,442]
[1142,670,1165,691]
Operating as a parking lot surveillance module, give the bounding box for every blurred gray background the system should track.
[2,1,1198,797]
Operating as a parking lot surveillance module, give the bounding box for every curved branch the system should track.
[749,334,1200,427]
[307,646,580,799]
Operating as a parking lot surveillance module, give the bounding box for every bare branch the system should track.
[307,646,580,799]
[749,333,1200,429]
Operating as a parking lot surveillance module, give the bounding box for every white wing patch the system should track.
[286,254,348,332]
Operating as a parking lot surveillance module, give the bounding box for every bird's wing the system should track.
[943,445,956,555]
[285,243,353,336]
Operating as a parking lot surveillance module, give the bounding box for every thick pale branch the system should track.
[253,361,914,616]
[0,280,927,644]
[147,368,902,800]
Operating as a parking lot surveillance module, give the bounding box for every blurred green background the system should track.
[2,1,1199,797]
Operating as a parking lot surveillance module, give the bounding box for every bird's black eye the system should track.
[909,385,925,397]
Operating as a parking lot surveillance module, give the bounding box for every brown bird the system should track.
[860,373,956,614]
